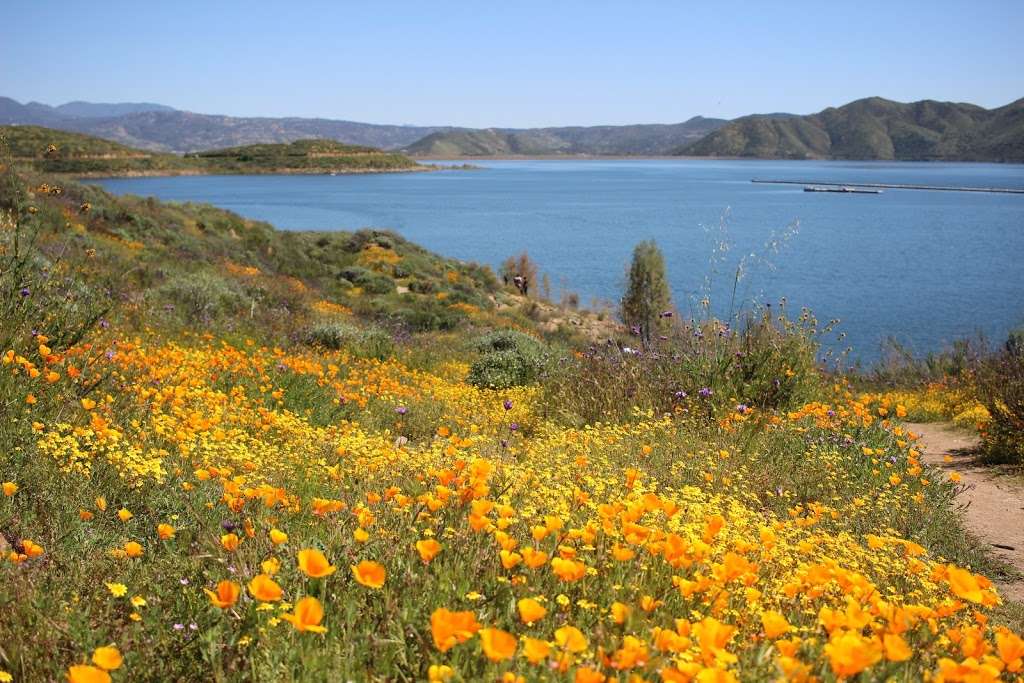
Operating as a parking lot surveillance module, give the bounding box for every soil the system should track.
[907,422,1024,602]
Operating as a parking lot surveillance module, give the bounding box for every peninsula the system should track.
[0,125,427,177]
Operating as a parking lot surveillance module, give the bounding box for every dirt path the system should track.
[907,422,1024,602]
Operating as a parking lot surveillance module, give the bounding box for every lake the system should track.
[93,160,1024,364]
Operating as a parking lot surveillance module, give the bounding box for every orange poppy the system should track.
[517,598,547,624]
[351,560,386,588]
[297,548,337,578]
[430,608,481,652]
[205,580,241,608]
[281,596,328,633]
[416,539,441,563]
[248,574,282,602]
[479,627,517,661]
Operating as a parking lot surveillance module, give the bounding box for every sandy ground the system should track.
[908,422,1024,602]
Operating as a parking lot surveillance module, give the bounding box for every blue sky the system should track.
[2,0,1021,127]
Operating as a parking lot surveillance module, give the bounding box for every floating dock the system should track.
[753,179,1024,194]
[804,185,882,194]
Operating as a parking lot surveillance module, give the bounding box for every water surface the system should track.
[94,160,1024,363]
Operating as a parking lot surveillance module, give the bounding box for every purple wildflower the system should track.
[395,406,407,415]
[503,399,513,411]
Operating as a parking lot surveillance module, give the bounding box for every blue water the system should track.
[93,160,1024,363]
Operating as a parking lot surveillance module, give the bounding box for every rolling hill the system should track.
[0,125,424,175]
[402,117,726,156]
[4,96,1021,160]
[1,97,723,156]
[0,97,453,153]
[678,96,1024,162]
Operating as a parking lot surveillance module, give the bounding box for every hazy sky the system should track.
[3,0,1021,127]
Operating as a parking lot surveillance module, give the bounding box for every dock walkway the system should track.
[752,179,1024,194]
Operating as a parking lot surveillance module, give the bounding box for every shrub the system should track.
[358,298,468,333]
[156,272,248,321]
[407,279,435,294]
[466,350,537,389]
[304,321,393,359]
[975,333,1024,465]
[467,330,547,389]
[305,321,360,349]
[542,308,823,426]
[338,266,395,295]
[472,330,540,354]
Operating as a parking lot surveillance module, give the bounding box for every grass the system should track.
[1,150,1023,681]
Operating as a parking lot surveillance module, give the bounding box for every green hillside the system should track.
[403,118,726,156]
[0,164,514,338]
[3,145,1023,682]
[187,139,422,173]
[1,125,425,175]
[406,129,537,156]
[680,97,1024,161]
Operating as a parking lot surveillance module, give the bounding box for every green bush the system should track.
[976,333,1024,465]
[305,321,360,349]
[304,321,394,360]
[467,330,547,389]
[338,265,395,294]
[407,279,435,294]
[473,330,543,355]
[156,272,249,321]
[357,297,468,333]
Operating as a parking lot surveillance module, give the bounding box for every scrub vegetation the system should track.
[1,137,1022,682]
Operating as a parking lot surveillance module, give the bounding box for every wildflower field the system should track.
[1,154,1023,682]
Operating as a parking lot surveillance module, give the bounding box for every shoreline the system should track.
[411,154,1024,164]
[50,164,445,180]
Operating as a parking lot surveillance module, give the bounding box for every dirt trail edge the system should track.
[907,422,1024,602]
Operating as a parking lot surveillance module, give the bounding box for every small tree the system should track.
[621,240,672,347]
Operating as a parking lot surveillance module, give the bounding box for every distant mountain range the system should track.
[680,97,1024,162]
[2,96,1021,161]
[0,98,174,126]
[0,97,452,152]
